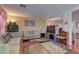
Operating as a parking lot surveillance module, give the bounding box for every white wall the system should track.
[72,11,79,33]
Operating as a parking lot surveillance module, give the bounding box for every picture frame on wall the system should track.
[24,20,35,26]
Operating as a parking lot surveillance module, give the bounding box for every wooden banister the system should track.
[19,31,24,54]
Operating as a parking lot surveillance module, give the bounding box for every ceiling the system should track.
[0,4,79,18]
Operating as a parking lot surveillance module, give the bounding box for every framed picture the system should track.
[76,22,79,28]
[24,20,35,26]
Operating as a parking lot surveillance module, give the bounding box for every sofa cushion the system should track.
[24,35,40,40]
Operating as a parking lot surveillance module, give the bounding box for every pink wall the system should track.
[0,15,5,33]
[0,8,6,34]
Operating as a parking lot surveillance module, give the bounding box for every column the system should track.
[63,12,72,49]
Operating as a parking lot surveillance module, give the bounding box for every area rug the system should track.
[23,41,39,54]
[24,41,67,54]
[41,42,67,54]
[23,46,30,54]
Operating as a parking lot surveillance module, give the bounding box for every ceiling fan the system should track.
[19,4,27,8]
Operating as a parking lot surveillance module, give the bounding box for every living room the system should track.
[0,4,79,54]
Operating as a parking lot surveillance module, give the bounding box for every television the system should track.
[47,26,55,33]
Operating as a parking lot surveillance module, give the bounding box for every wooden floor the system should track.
[64,43,79,53]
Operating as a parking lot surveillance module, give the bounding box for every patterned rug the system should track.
[23,41,67,54]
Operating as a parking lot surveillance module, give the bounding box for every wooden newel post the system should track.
[19,31,24,54]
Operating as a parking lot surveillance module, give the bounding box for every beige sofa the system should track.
[0,37,20,54]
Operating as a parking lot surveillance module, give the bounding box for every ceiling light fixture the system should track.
[19,4,26,8]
